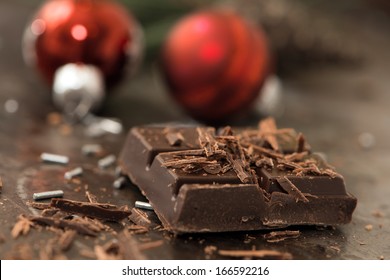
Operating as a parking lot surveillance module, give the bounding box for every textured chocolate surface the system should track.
[119,118,357,233]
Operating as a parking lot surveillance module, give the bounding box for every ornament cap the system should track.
[53,63,105,121]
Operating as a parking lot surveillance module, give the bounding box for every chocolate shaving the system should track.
[58,229,77,251]
[29,216,98,236]
[322,169,342,178]
[243,143,284,159]
[221,164,232,173]
[94,240,122,260]
[256,157,274,168]
[276,177,309,203]
[39,238,67,260]
[162,157,215,168]
[129,208,152,228]
[26,201,51,210]
[41,208,60,217]
[197,127,218,157]
[258,117,280,151]
[293,166,322,176]
[263,230,301,243]
[85,191,98,203]
[117,230,146,259]
[218,249,292,260]
[168,149,205,157]
[50,198,131,221]
[128,224,149,234]
[276,160,302,171]
[296,132,306,153]
[284,151,309,162]
[218,126,234,136]
[139,240,164,251]
[11,215,34,239]
[231,158,252,183]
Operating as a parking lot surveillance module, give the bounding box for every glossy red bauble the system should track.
[160,9,271,123]
[23,0,142,86]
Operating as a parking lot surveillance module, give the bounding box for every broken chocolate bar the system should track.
[119,118,357,233]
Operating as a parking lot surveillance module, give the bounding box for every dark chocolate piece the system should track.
[50,198,131,221]
[119,119,357,233]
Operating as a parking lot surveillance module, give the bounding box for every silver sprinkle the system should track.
[135,201,154,211]
[64,167,83,180]
[98,154,116,169]
[81,144,103,156]
[33,190,64,201]
[40,153,69,165]
[113,176,127,189]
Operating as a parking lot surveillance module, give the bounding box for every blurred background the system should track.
[1,0,390,259]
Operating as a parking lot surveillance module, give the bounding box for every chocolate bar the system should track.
[119,118,357,233]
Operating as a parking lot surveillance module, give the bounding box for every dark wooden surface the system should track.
[1,0,390,260]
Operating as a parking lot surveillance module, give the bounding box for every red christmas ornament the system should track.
[160,10,271,123]
[23,0,143,119]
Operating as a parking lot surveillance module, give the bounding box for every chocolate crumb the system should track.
[204,245,218,255]
[218,249,292,260]
[364,224,373,231]
[371,210,385,218]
